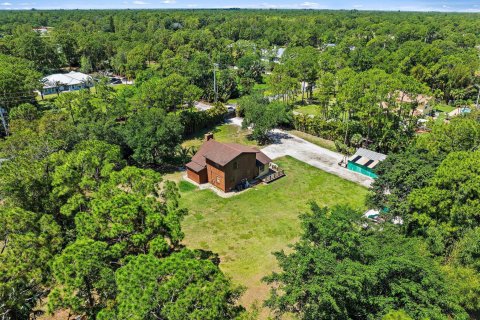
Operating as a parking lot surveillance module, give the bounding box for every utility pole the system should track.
[0,107,8,136]
[475,84,480,109]
[213,63,219,103]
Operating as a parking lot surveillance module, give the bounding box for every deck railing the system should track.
[262,169,285,183]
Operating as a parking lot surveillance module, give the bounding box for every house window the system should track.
[233,161,239,170]
[216,176,221,183]
[259,165,265,172]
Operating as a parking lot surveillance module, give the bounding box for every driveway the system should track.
[262,130,373,187]
[226,117,373,188]
[226,117,244,127]
[195,101,214,111]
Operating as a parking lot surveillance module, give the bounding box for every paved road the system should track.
[227,117,373,188]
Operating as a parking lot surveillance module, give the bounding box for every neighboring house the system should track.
[448,107,472,118]
[41,71,94,95]
[396,91,433,116]
[186,134,272,192]
[33,27,48,34]
[33,26,53,36]
[273,47,285,63]
[347,148,387,179]
[381,91,433,116]
[261,47,286,63]
[319,43,336,52]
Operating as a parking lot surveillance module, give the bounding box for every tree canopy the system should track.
[264,203,468,319]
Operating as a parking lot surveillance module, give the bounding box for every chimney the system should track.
[204,132,214,141]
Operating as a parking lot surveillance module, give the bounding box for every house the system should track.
[347,148,387,179]
[381,91,433,116]
[395,91,433,116]
[33,26,53,36]
[33,27,48,34]
[41,71,94,96]
[261,47,286,63]
[186,134,272,192]
[448,107,472,118]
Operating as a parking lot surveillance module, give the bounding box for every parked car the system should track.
[110,77,122,84]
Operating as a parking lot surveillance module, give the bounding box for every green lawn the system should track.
[179,156,367,314]
[253,82,269,92]
[434,104,455,113]
[294,104,323,116]
[182,123,259,149]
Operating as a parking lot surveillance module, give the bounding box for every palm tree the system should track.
[54,80,65,96]
[81,77,94,93]
[177,146,196,168]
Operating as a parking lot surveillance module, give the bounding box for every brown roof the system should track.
[395,91,432,105]
[186,139,271,170]
[185,160,205,172]
[255,149,272,165]
[382,91,433,110]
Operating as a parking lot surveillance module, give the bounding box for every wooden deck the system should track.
[262,169,285,183]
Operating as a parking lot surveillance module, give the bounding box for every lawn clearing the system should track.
[434,104,456,113]
[179,156,367,316]
[182,123,259,149]
[294,104,324,117]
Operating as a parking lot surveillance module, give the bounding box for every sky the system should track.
[0,0,480,11]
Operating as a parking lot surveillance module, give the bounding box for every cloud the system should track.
[299,1,319,8]
[1,2,12,5]
[162,0,176,3]
[187,3,198,7]
[132,0,148,4]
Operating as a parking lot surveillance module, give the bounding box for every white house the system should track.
[41,71,94,95]
[261,47,286,63]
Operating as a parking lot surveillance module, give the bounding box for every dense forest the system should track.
[1,9,480,151]
[0,9,479,320]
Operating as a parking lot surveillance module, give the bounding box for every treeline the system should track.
[1,10,479,152]
[0,9,478,102]
[0,80,245,318]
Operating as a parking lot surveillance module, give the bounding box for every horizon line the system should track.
[0,7,480,13]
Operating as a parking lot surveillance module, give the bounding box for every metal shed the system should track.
[347,148,387,179]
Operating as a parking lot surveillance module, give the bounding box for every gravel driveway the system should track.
[226,117,373,188]
[262,130,373,187]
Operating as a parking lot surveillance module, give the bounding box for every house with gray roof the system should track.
[347,148,387,179]
[41,71,94,95]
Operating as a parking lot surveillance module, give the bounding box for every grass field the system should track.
[182,123,259,149]
[179,156,367,316]
[294,104,323,116]
[434,104,456,113]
